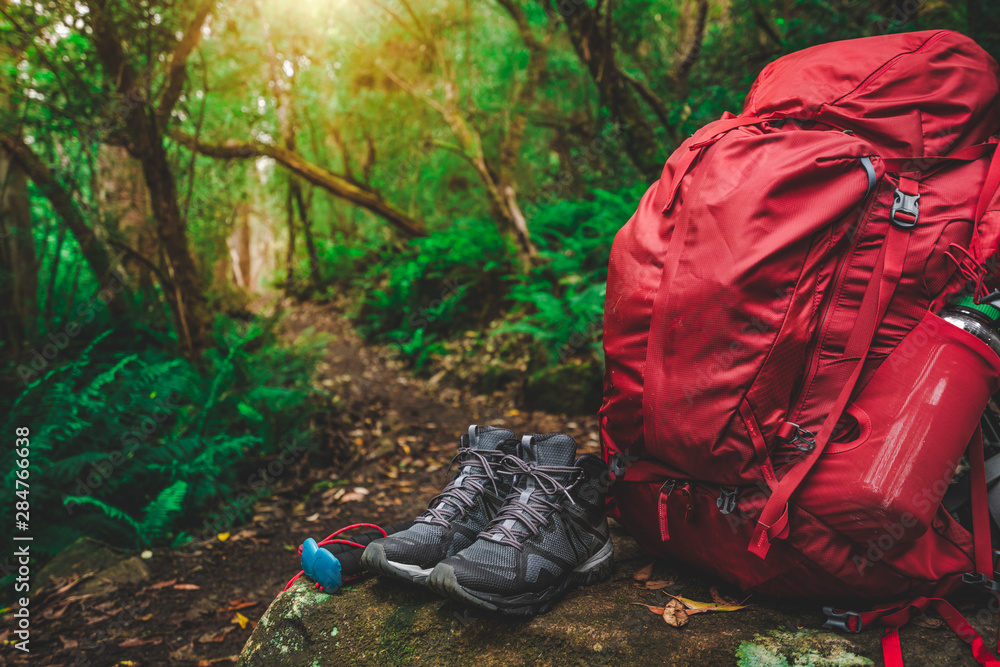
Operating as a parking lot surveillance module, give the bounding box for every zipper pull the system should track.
[658,478,676,542]
[717,487,738,515]
[678,483,695,523]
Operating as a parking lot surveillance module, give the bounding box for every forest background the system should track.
[1,0,997,566]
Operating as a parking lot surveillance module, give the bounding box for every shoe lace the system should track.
[481,455,581,548]
[415,447,505,528]
[280,522,387,595]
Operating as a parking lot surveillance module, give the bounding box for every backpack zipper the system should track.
[786,158,883,427]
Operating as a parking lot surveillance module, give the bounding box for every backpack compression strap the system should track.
[749,195,913,559]
[825,596,1000,666]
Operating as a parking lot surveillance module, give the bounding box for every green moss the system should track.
[735,629,873,667]
[376,603,419,664]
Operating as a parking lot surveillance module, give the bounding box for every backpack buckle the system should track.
[779,422,816,452]
[962,572,1000,592]
[608,454,627,484]
[890,189,920,228]
[822,607,863,633]
[716,487,738,515]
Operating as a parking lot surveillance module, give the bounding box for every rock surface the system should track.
[238,528,985,666]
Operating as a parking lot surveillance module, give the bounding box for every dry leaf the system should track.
[642,579,675,590]
[710,586,739,606]
[232,612,249,629]
[631,603,666,615]
[173,583,200,590]
[54,576,84,596]
[42,603,71,620]
[224,600,259,612]
[150,579,178,590]
[59,636,79,650]
[217,532,230,541]
[662,598,689,627]
[339,492,365,503]
[119,636,162,647]
[913,614,944,629]
[633,563,654,583]
[665,592,750,615]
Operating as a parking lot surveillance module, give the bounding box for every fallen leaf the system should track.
[140,550,153,559]
[217,532,230,541]
[631,603,665,615]
[150,579,178,590]
[710,586,739,606]
[197,631,219,644]
[641,579,675,590]
[305,513,320,522]
[633,563,654,583]
[232,612,249,629]
[665,592,750,615]
[59,636,79,650]
[225,600,259,612]
[914,614,944,629]
[339,492,365,503]
[173,583,200,590]
[119,636,163,647]
[54,576,84,595]
[169,642,198,661]
[662,598,689,627]
[42,603,71,620]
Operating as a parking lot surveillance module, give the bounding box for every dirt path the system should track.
[13,302,600,666]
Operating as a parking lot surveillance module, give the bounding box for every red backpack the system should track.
[601,30,1000,664]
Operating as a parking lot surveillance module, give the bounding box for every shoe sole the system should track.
[427,540,615,616]
[362,542,434,585]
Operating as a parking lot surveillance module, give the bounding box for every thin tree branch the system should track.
[169,129,427,238]
[157,0,214,119]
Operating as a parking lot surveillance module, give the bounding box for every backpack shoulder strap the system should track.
[749,205,912,558]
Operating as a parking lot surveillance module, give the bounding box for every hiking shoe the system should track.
[361,425,519,584]
[427,433,613,615]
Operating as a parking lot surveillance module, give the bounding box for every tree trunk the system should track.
[0,141,37,353]
[292,183,321,290]
[86,0,209,358]
[284,182,296,294]
[0,133,129,319]
[545,0,662,180]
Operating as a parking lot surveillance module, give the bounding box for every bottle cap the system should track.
[955,295,1000,321]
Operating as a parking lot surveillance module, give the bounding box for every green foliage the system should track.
[356,217,514,368]
[0,315,324,554]
[498,187,647,363]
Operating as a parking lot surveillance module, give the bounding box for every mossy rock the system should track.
[736,629,872,667]
[239,530,888,666]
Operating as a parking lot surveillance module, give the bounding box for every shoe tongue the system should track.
[469,425,516,452]
[456,425,515,475]
[522,433,577,468]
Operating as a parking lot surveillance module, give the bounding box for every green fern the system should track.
[139,481,189,541]
[63,496,143,535]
